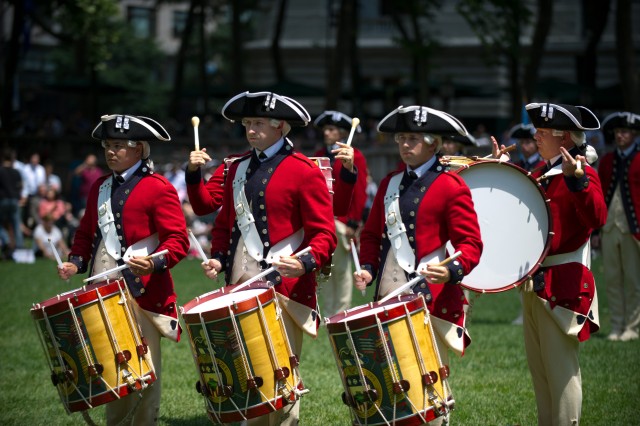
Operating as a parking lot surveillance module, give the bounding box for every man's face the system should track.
[613,127,637,150]
[322,125,343,145]
[241,117,282,151]
[103,139,142,173]
[533,128,564,160]
[519,138,538,158]
[395,133,437,167]
[441,139,461,156]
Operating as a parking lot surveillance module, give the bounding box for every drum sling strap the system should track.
[98,177,122,261]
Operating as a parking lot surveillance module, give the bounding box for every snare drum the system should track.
[181,284,304,424]
[310,156,334,195]
[451,160,552,292]
[326,295,453,425]
[31,280,155,413]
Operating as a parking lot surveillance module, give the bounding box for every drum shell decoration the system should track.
[181,284,301,423]
[31,280,155,413]
[326,295,452,425]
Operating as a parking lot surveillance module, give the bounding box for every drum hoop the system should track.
[455,160,553,293]
[31,279,127,318]
[326,295,426,333]
[182,284,275,323]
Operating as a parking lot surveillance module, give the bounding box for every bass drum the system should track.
[450,160,552,293]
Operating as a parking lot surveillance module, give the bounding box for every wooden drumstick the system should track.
[345,117,360,147]
[500,144,517,155]
[191,116,200,151]
[574,160,584,178]
[350,238,366,296]
[83,249,169,283]
[379,251,463,303]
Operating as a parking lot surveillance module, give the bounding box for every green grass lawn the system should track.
[1,256,638,425]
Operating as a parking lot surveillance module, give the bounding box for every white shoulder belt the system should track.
[98,177,121,260]
[232,158,304,263]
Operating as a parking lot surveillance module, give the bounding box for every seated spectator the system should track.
[33,214,69,260]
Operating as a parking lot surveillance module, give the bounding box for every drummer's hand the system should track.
[491,136,510,160]
[187,148,212,172]
[127,256,154,276]
[273,256,305,278]
[58,262,78,280]
[419,264,451,284]
[560,147,585,177]
[332,142,355,173]
[202,258,222,280]
[354,270,372,290]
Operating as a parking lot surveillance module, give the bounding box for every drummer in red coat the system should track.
[201,91,337,425]
[57,114,189,425]
[509,123,546,172]
[524,102,607,426]
[597,111,640,342]
[354,105,483,370]
[313,110,368,316]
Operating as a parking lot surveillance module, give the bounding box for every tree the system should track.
[457,0,533,122]
[325,0,357,109]
[389,0,443,105]
[576,0,612,104]
[615,0,639,111]
[522,0,552,104]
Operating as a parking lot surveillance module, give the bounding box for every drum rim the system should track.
[181,283,275,322]
[326,295,427,333]
[31,279,127,318]
[454,160,553,293]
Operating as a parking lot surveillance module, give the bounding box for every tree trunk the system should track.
[230,0,244,93]
[576,0,611,104]
[326,0,349,110]
[347,0,361,116]
[523,0,553,102]
[1,0,25,135]
[615,0,639,111]
[168,0,197,118]
[198,0,210,113]
[271,0,288,83]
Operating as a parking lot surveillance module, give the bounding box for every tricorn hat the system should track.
[602,111,640,132]
[91,114,171,142]
[377,105,469,137]
[222,91,311,127]
[313,110,362,133]
[525,103,600,131]
[508,123,536,140]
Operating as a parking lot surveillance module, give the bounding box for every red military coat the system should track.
[533,158,607,341]
[359,164,483,343]
[598,146,640,240]
[314,146,368,223]
[69,166,189,318]
[211,148,337,310]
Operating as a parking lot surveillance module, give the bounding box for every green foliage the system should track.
[1,257,638,425]
[457,0,533,65]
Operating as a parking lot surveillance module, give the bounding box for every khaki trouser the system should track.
[601,225,640,333]
[320,220,353,318]
[106,302,162,425]
[523,291,581,426]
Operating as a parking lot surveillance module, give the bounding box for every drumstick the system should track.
[83,249,169,283]
[345,117,360,147]
[188,228,208,263]
[484,143,516,159]
[230,246,313,293]
[48,238,64,270]
[574,160,584,178]
[378,251,462,304]
[350,239,366,296]
[191,116,200,151]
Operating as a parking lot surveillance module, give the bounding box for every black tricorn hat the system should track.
[222,91,311,126]
[91,114,171,142]
[508,123,536,140]
[441,133,477,146]
[377,106,469,137]
[525,103,600,131]
[602,112,640,132]
[313,110,362,133]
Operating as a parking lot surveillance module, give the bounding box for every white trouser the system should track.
[320,220,353,317]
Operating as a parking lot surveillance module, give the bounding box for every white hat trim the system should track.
[222,91,311,124]
[95,114,171,141]
[377,105,469,136]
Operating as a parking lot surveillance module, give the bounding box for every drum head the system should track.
[184,288,265,314]
[450,161,551,292]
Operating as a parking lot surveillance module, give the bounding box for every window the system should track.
[173,10,188,38]
[128,7,155,38]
